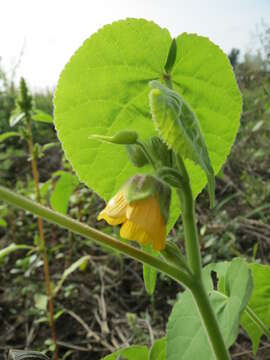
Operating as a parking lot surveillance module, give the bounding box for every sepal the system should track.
[123,174,171,224]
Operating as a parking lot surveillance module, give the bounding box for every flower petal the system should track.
[126,197,164,235]
[97,191,128,225]
[120,220,152,245]
[98,211,126,225]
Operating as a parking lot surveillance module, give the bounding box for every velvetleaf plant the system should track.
[1,18,270,360]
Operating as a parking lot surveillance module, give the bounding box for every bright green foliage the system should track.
[149,338,166,360]
[102,345,148,360]
[32,110,53,124]
[0,132,21,143]
[166,259,252,360]
[149,80,215,206]
[54,18,241,229]
[50,172,79,214]
[142,245,158,295]
[203,260,270,354]
[241,263,270,354]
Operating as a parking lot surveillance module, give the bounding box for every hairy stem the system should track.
[176,156,230,359]
[0,185,193,289]
[26,119,58,360]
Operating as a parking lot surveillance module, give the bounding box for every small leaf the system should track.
[150,80,215,206]
[50,172,79,214]
[0,243,33,260]
[53,255,90,296]
[9,111,25,127]
[164,38,177,73]
[102,345,148,360]
[0,132,21,143]
[149,338,166,360]
[32,110,53,124]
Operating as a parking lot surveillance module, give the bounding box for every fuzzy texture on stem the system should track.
[0,185,193,289]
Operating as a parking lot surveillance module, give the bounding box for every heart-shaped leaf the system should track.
[54,19,242,229]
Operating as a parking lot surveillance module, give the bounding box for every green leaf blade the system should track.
[102,345,148,360]
[50,172,79,214]
[241,263,270,354]
[32,110,53,124]
[149,338,166,360]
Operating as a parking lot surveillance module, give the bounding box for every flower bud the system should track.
[89,130,138,145]
[126,144,149,167]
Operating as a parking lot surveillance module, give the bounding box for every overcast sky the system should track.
[1,0,270,90]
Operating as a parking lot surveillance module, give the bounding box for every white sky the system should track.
[1,0,270,90]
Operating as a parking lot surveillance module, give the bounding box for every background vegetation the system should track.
[0,25,270,360]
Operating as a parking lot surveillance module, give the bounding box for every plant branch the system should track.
[0,185,193,289]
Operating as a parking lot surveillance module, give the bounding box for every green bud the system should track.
[150,136,172,167]
[126,143,149,167]
[161,240,190,273]
[164,38,177,74]
[123,174,171,224]
[89,130,138,145]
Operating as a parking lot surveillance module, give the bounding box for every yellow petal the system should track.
[126,197,164,236]
[97,190,128,225]
[120,220,152,245]
[98,211,126,225]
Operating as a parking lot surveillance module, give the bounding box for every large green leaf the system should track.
[241,263,270,354]
[166,259,252,360]
[102,345,148,360]
[54,19,241,229]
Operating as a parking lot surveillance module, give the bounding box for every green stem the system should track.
[191,281,231,360]
[0,185,192,289]
[175,156,201,277]
[175,155,230,359]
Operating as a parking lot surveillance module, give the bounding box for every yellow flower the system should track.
[98,190,167,251]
